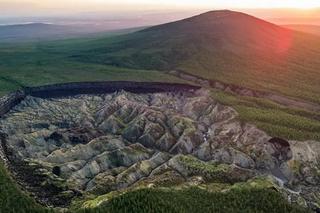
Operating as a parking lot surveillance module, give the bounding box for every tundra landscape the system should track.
[0,2,320,213]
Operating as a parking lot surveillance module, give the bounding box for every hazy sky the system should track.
[1,0,320,16]
[1,0,320,27]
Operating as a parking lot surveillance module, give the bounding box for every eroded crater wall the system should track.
[0,82,320,210]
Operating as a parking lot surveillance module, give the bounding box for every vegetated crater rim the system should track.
[0,81,302,209]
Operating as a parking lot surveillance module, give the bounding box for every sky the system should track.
[0,0,320,26]
[1,0,320,15]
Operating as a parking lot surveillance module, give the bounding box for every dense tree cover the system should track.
[211,90,320,141]
[1,161,306,213]
[76,188,307,213]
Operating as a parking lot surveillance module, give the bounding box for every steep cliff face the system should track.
[0,89,319,208]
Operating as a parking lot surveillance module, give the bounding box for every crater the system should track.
[0,83,309,207]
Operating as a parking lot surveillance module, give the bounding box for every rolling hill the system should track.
[73,10,320,104]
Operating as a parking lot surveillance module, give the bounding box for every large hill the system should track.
[73,10,320,103]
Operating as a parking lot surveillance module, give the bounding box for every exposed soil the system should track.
[0,88,319,210]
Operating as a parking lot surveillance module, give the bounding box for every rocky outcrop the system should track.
[0,89,319,209]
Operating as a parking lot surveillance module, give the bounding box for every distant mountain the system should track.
[283,24,320,36]
[73,10,320,102]
[0,23,141,42]
[0,23,86,42]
